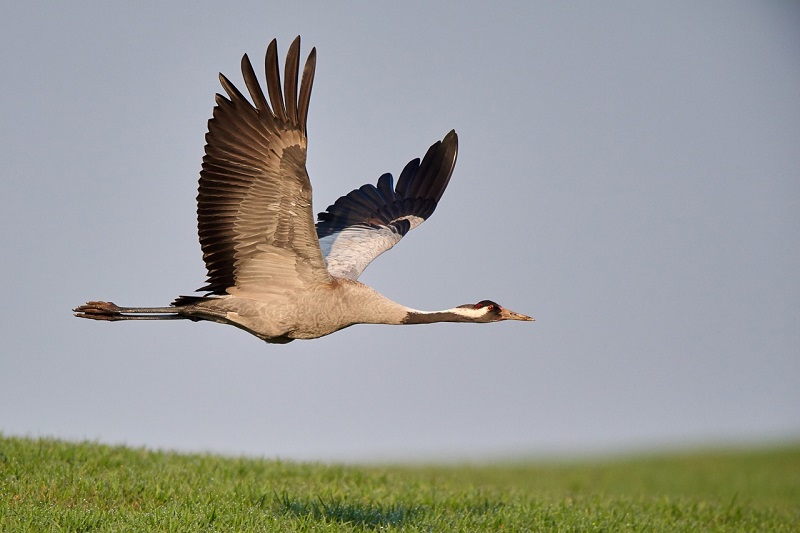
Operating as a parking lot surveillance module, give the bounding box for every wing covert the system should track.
[316,130,458,280]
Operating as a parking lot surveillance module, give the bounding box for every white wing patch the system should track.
[320,228,388,279]
[320,216,423,280]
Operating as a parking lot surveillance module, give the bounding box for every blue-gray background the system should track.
[2,1,798,462]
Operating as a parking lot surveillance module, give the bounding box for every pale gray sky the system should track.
[1,1,798,461]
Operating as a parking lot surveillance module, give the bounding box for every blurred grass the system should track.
[1,434,798,531]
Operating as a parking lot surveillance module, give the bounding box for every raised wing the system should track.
[196,37,332,297]
[316,130,458,279]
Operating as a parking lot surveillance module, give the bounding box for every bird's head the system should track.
[457,300,534,323]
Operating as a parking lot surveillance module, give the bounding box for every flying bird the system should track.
[74,37,533,343]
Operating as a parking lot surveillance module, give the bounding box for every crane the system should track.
[74,37,534,343]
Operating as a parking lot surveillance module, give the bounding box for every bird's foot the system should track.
[73,301,123,321]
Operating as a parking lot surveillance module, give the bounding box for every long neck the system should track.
[401,307,485,324]
[337,280,486,325]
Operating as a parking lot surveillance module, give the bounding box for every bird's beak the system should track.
[500,308,535,321]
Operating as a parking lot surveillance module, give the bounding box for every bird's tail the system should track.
[73,301,186,321]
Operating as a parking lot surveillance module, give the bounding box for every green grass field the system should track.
[1,435,798,531]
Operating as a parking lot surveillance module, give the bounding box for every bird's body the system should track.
[75,37,533,343]
[184,280,410,342]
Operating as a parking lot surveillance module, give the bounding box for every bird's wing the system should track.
[316,130,458,280]
[196,37,332,297]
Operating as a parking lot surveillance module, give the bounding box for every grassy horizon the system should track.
[1,434,798,531]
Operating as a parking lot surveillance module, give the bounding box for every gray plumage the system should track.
[74,37,533,344]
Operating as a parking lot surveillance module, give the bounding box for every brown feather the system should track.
[283,36,300,125]
[264,39,286,122]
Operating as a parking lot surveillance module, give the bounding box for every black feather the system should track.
[316,130,458,239]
